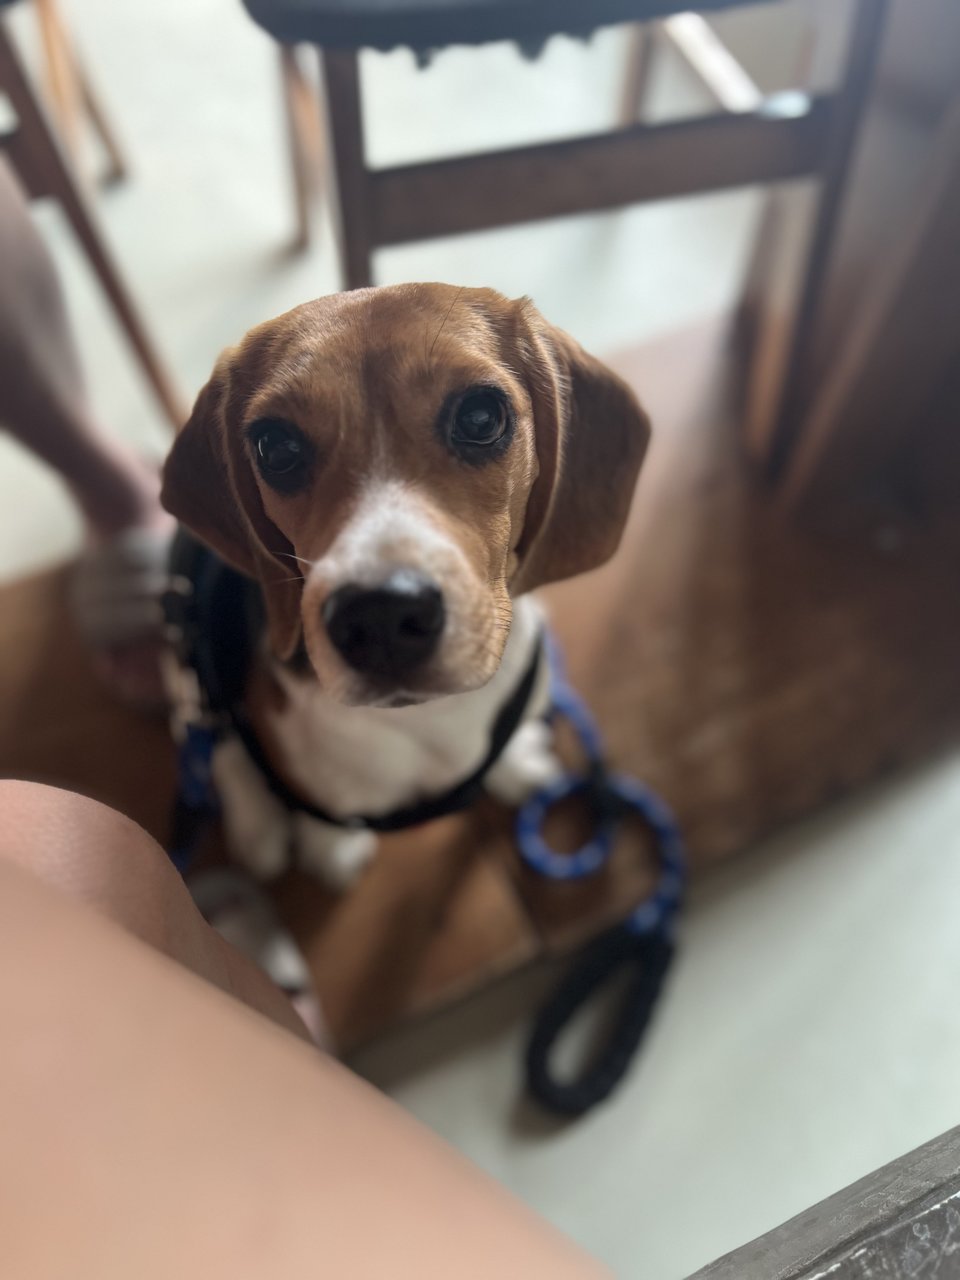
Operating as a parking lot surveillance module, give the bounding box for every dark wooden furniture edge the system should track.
[689,1125,960,1279]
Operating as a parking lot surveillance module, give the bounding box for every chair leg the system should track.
[765,0,891,480]
[0,23,184,429]
[279,45,323,252]
[34,0,127,186]
[620,23,657,125]
[320,48,374,290]
[33,0,84,172]
[72,45,128,185]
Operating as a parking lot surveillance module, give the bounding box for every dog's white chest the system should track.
[267,595,546,820]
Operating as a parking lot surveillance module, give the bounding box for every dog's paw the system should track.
[293,815,378,892]
[485,719,565,807]
[212,739,291,879]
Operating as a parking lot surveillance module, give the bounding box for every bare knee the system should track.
[0,779,164,873]
[0,780,175,946]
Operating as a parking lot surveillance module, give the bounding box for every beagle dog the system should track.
[161,284,649,886]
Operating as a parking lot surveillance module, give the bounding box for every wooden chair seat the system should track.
[242,0,776,52]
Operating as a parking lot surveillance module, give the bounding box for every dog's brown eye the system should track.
[452,390,507,446]
[250,419,311,491]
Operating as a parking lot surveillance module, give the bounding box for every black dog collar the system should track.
[229,644,540,832]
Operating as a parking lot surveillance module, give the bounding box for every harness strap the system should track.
[228,640,542,833]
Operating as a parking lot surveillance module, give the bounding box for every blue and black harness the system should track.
[165,533,685,1116]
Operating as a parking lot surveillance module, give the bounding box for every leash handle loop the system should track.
[525,926,675,1117]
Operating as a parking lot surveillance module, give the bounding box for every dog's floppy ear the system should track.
[160,354,303,660]
[511,302,651,594]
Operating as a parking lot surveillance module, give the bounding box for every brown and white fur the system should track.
[161,284,649,887]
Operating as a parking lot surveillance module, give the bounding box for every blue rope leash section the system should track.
[516,631,686,1117]
[168,722,220,876]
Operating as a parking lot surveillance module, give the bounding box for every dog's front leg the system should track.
[292,814,378,891]
[212,737,293,879]
[485,717,565,807]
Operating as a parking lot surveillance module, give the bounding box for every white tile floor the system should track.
[355,756,960,1275]
[2,1,959,1275]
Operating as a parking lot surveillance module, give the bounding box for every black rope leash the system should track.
[517,634,686,1118]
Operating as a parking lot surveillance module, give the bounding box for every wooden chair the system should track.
[244,0,890,475]
[0,4,184,428]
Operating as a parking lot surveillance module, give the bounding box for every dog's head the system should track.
[161,284,649,707]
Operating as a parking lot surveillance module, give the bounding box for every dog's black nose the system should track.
[323,570,445,681]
